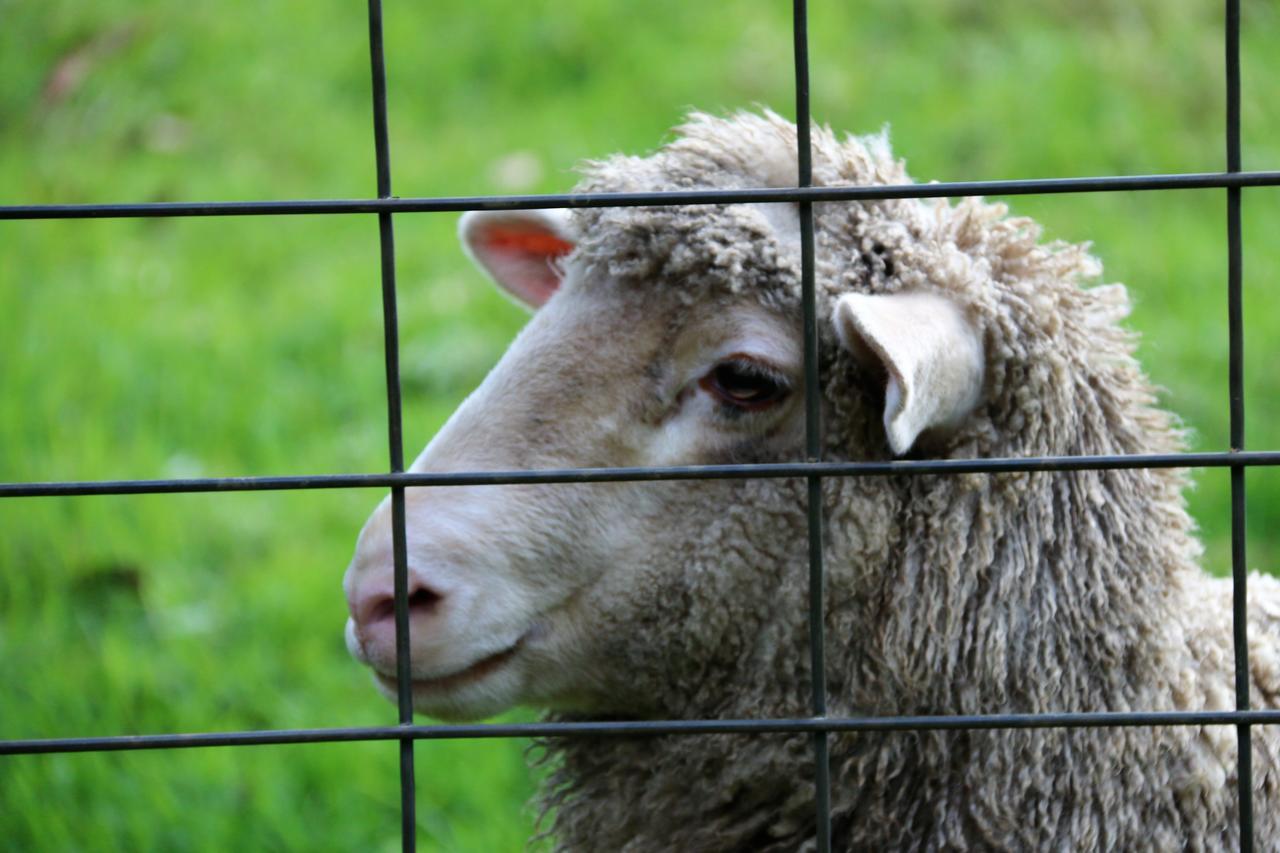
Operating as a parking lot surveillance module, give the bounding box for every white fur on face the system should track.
[343,270,805,720]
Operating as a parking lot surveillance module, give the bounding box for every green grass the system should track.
[1,0,1278,848]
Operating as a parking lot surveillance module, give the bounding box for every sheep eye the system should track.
[700,359,789,412]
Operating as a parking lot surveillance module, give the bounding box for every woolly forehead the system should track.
[569,202,806,314]
[564,198,937,350]
[564,109,907,315]
[566,162,925,320]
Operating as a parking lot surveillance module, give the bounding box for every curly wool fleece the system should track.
[535,111,1280,851]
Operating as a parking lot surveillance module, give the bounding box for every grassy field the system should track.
[2,0,1278,849]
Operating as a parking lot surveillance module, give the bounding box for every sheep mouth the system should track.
[375,638,524,694]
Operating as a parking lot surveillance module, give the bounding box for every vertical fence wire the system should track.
[364,1,417,849]
[1224,0,1253,849]
[790,1,832,849]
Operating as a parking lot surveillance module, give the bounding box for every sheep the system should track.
[342,110,1280,851]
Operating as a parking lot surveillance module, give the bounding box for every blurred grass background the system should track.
[1,0,1277,849]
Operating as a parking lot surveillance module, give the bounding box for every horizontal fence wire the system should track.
[5,710,1280,757]
[5,451,1280,498]
[2,170,1280,221]
[0,0,1267,848]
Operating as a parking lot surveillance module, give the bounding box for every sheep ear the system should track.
[459,209,575,309]
[832,291,984,456]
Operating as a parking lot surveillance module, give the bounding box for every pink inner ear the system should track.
[475,225,574,308]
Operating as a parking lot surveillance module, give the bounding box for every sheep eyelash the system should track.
[699,354,793,416]
[716,355,790,389]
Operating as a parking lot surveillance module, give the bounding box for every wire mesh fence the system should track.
[2,1,1277,850]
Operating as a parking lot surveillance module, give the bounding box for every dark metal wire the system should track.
[4,171,1280,221]
[791,2,831,850]
[5,709,1280,757]
[9,451,1280,499]
[363,1,416,848]
[1224,0,1253,849]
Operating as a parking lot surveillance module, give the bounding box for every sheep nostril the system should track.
[357,582,444,627]
[408,586,442,613]
[366,596,396,625]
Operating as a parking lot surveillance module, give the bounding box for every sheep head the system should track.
[338,112,1235,852]
[343,159,987,722]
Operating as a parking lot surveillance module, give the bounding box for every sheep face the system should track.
[344,203,989,721]
[344,211,815,721]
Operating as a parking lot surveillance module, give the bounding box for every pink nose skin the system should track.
[350,573,445,667]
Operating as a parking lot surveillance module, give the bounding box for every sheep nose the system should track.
[351,573,445,635]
